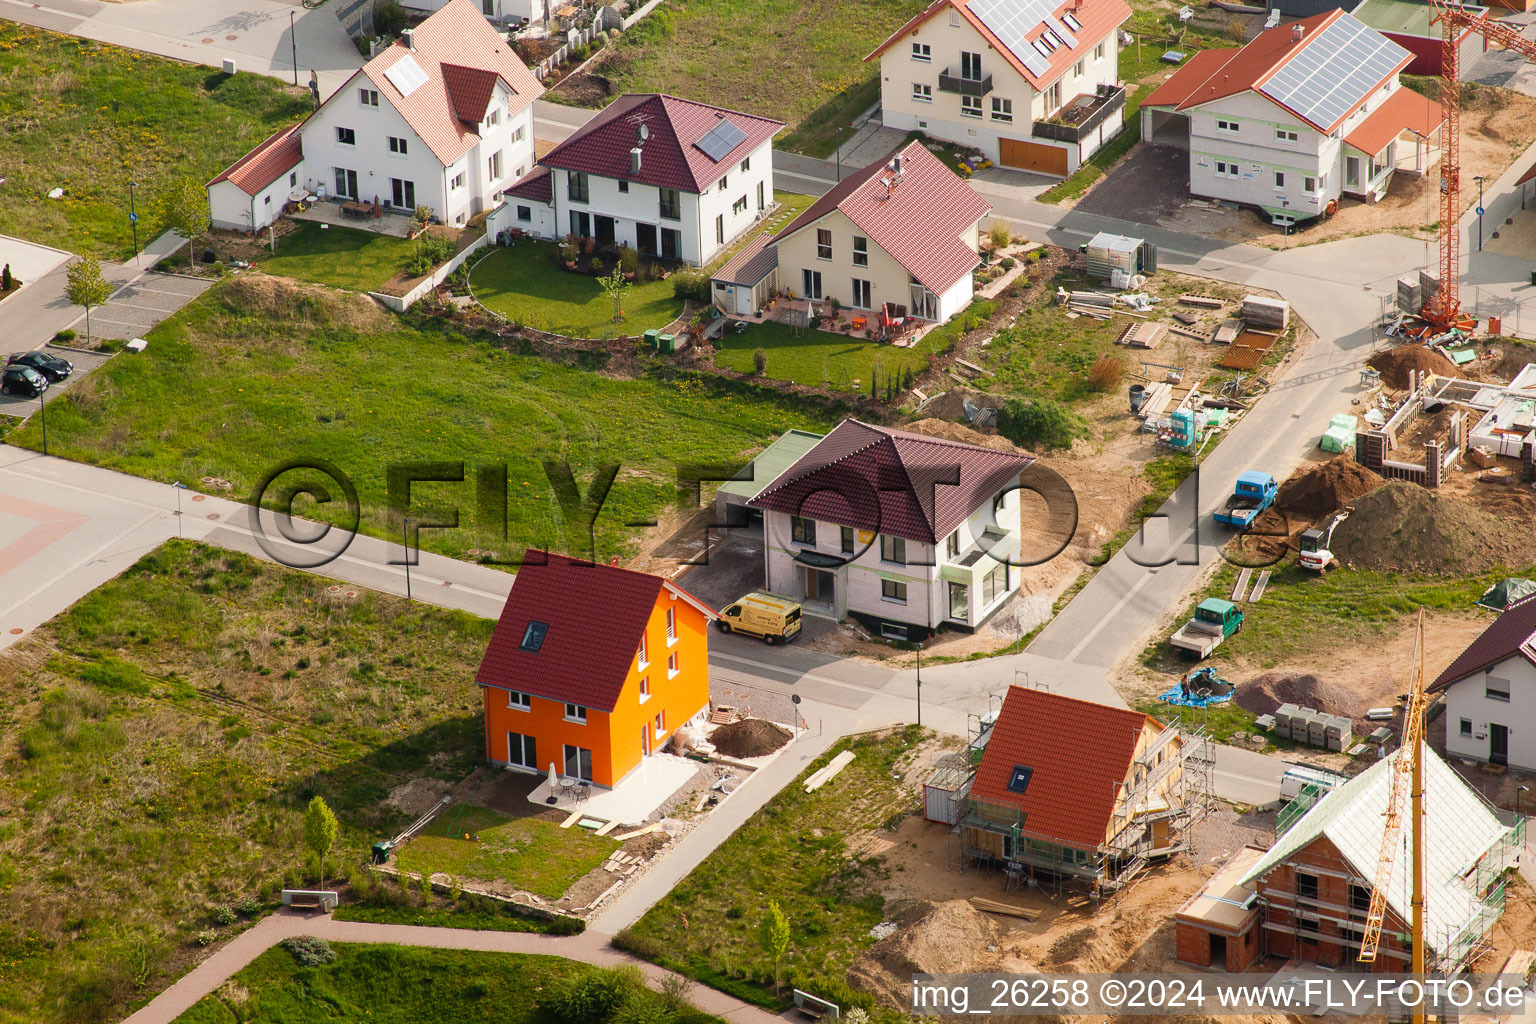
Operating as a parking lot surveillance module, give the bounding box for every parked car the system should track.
[8,351,73,382]
[0,365,49,397]
[715,591,802,644]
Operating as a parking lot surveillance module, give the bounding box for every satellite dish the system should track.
[639,124,649,141]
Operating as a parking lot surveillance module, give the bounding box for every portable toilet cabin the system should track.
[1167,408,1197,449]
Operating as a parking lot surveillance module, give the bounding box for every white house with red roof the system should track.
[865,0,1131,177]
[488,93,783,266]
[1140,11,1443,223]
[1430,595,1536,771]
[206,0,542,233]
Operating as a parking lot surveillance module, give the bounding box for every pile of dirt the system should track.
[709,718,791,758]
[217,275,393,333]
[848,900,1000,1007]
[1329,480,1536,574]
[903,415,1027,455]
[1367,345,1459,390]
[1275,458,1384,518]
[1236,673,1364,721]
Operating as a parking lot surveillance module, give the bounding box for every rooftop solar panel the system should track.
[970,0,1079,75]
[1258,13,1408,129]
[694,118,748,162]
[384,54,429,98]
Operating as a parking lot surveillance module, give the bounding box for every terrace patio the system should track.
[290,197,418,238]
[727,295,941,349]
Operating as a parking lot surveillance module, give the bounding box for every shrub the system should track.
[404,235,455,276]
[540,965,646,1023]
[195,929,218,947]
[658,973,693,1014]
[671,268,710,301]
[1088,353,1123,391]
[560,241,579,264]
[752,348,767,376]
[999,257,1016,271]
[613,998,674,1024]
[52,328,76,342]
[997,397,1089,450]
[547,913,586,935]
[988,221,1012,249]
[236,896,263,917]
[211,904,236,926]
[281,936,336,967]
[373,0,407,36]
[590,257,604,273]
[412,204,432,227]
[619,245,639,274]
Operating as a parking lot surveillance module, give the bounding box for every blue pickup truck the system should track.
[1214,471,1277,530]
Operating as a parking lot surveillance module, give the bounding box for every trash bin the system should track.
[1490,316,1503,336]
[371,841,393,864]
[643,329,659,349]
[657,332,675,353]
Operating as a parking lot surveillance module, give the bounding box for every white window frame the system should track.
[506,689,531,711]
[639,675,651,702]
[851,277,871,310]
[1216,119,1239,134]
[451,171,465,190]
[1215,160,1239,179]
[388,136,408,156]
[359,88,379,107]
[1274,171,1285,188]
[336,126,356,146]
[852,235,868,267]
[654,709,667,738]
[816,229,832,261]
[564,703,588,723]
[990,97,1012,123]
[1304,175,1317,192]
[881,579,908,604]
[1073,59,1084,77]
[960,94,982,119]
[1094,42,1105,60]
[912,82,933,103]
[666,607,677,645]
[637,634,649,669]
[911,41,931,61]
[1275,128,1298,143]
[667,651,679,679]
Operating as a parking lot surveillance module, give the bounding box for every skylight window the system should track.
[1063,12,1083,30]
[520,620,549,652]
[384,54,429,98]
[1007,765,1034,794]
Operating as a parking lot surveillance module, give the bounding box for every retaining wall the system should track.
[369,233,490,313]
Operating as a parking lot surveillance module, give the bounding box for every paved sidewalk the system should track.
[119,910,790,1024]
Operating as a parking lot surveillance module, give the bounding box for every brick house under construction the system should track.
[956,686,1209,897]
[1176,745,1522,973]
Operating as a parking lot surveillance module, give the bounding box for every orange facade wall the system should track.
[480,587,712,788]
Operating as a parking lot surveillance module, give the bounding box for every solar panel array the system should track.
[1258,13,1408,130]
[384,54,429,98]
[694,118,748,161]
[969,0,1077,78]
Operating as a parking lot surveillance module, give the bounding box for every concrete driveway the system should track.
[88,272,212,342]
[0,235,71,287]
[0,346,113,418]
[0,0,364,94]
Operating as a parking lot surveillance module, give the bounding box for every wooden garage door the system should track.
[999,138,1069,176]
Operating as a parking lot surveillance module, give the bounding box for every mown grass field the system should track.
[4,275,834,561]
[258,222,417,293]
[0,23,309,259]
[617,727,925,1012]
[395,805,618,900]
[174,944,725,1023]
[471,241,684,338]
[0,540,495,1024]
[564,0,926,156]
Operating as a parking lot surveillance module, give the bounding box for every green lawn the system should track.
[258,222,417,292]
[395,805,617,900]
[617,727,925,1012]
[0,540,499,1024]
[715,300,994,394]
[0,23,309,259]
[174,944,724,1024]
[471,241,684,338]
[5,276,832,561]
[561,0,925,158]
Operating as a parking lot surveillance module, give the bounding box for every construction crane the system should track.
[1358,609,1434,995]
[1419,1,1536,330]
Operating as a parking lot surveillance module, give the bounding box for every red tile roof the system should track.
[774,141,991,294]
[1430,596,1536,692]
[1139,11,1411,133]
[970,687,1155,850]
[747,419,1033,543]
[1344,86,1443,156]
[503,166,553,203]
[476,550,717,711]
[359,0,543,166]
[206,123,303,195]
[865,0,1131,92]
[539,94,784,195]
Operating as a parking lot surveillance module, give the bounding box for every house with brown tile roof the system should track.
[1139,10,1442,224]
[959,686,1189,895]
[865,0,1131,177]
[1430,595,1536,771]
[746,418,1033,640]
[489,93,784,267]
[206,0,542,233]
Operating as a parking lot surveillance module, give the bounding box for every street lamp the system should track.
[128,181,140,261]
[171,480,186,538]
[289,10,299,86]
[915,640,923,727]
[1475,174,1486,251]
[402,516,413,600]
[37,387,47,456]
[834,127,844,183]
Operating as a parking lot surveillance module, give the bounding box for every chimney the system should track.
[630,147,642,175]
[892,153,903,178]
[402,27,415,50]
[1291,24,1305,40]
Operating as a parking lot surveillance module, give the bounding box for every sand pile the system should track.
[848,900,1000,1008]
[1367,345,1459,390]
[709,718,791,758]
[1236,673,1363,721]
[1329,481,1536,574]
[1276,459,1384,518]
[903,416,1026,455]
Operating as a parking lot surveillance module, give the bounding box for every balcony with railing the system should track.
[938,70,993,97]
[1033,83,1126,144]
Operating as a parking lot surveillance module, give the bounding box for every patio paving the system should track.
[291,200,418,238]
[526,752,700,825]
[729,296,939,348]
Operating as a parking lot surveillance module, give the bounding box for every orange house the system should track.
[476,550,718,789]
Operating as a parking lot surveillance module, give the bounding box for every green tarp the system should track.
[1321,412,1357,453]
[1477,578,1536,611]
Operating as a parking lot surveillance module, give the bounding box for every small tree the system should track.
[757,899,791,993]
[303,795,339,889]
[162,177,210,268]
[65,255,112,343]
[988,220,1013,250]
[599,266,629,321]
[1,263,13,291]
[752,347,767,376]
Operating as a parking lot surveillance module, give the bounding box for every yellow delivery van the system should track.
[716,592,803,644]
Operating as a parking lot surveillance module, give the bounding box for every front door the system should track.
[390,178,415,210]
[1209,934,1227,969]
[1345,155,1361,191]
[801,268,822,299]
[641,724,651,757]
[802,566,834,604]
[563,743,594,781]
[636,223,658,256]
[594,215,615,247]
[948,582,969,621]
[660,227,681,260]
[507,731,535,769]
[1491,723,1509,766]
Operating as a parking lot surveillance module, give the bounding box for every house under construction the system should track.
[928,685,1212,899]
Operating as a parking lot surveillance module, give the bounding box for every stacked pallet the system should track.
[1138,381,1174,419]
[1178,294,1224,309]
[1117,321,1167,349]
[1241,295,1289,330]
